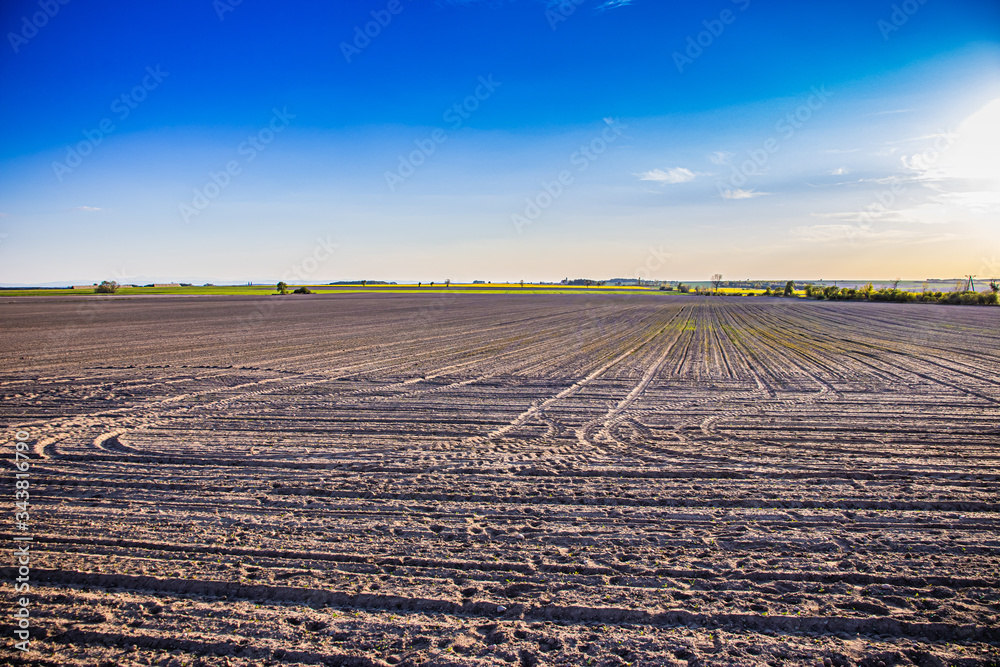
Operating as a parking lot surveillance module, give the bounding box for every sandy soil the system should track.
[1,294,999,666]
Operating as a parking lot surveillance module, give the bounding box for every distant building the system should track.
[607,278,664,287]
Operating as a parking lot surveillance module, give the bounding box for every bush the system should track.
[95,281,119,294]
[791,281,995,307]
[293,286,312,294]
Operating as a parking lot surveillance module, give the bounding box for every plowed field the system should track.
[2,295,999,666]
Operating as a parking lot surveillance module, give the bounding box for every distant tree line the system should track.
[276,282,312,295]
[676,279,796,296]
[562,278,605,286]
[94,281,119,294]
[804,283,998,306]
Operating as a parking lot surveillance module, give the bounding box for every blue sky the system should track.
[1,0,998,284]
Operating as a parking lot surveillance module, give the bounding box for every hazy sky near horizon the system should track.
[1,0,998,284]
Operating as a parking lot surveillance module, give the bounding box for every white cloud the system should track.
[830,167,850,175]
[899,98,1000,212]
[811,209,898,221]
[708,150,734,165]
[76,206,102,211]
[809,209,908,226]
[638,167,697,184]
[792,223,957,244]
[869,109,912,116]
[809,211,866,221]
[889,132,957,145]
[720,188,768,200]
[595,0,633,11]
[806,177,883,189]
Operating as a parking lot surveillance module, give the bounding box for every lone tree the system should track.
[95,280,119,294]
[276,282,289,295]
[784,280,794,297]
[711,274,722,294]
